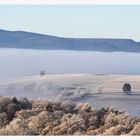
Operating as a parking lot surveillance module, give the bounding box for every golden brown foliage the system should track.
[0,96,140,135]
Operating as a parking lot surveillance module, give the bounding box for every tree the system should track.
[122,83,131,95]
[40,70,45,78]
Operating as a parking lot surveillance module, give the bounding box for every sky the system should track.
[0,5,140,41]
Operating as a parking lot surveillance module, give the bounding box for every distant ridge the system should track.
[0,29,140,52]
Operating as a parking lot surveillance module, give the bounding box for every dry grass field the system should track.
[0,74,140,116]
[0,74,140,135]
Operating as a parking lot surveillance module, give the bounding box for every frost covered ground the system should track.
[0,74,140,116]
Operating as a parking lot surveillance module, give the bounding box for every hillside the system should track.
[1,74,140,116]
[0,29,140,52]
[1,74,140,135]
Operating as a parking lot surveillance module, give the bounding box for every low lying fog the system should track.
[0,48,140,81]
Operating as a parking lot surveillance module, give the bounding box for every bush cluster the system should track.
[0,96,140,135]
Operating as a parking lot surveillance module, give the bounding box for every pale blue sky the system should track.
[0,5,140,41]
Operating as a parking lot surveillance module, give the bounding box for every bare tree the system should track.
[40,70,45,78]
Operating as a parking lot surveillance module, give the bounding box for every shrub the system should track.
[0,113,9,128]
[0,118,35,135]
[18,97,32,110]
[129,122,140,135]
[122,83,131,94]
[0,95,140,135]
